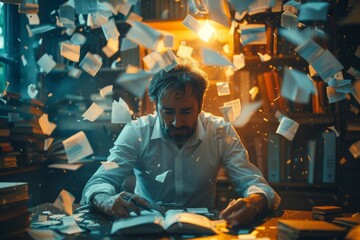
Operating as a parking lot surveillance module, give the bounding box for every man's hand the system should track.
[91,192,150,218]
[219,193,268,226]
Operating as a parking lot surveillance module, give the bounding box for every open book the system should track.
[111,210,219,236]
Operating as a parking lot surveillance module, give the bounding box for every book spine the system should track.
[322,132,336,183]
[267,133,281,182]
[306,139,317,184]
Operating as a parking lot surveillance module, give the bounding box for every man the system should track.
[81,58,280,225]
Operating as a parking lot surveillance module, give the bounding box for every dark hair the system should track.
[148,58,208,109]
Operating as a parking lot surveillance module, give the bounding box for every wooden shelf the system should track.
[0,165,42,177]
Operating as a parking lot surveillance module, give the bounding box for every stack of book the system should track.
[312,206,343,221]
[0,92,48,168]
[0,182,30,239]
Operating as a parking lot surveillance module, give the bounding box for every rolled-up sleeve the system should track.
[221,125,281,210]
[81,124,141,204]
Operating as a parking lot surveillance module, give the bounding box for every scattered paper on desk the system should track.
[53,189,75,215]
[101,161,119,170]
[60,41,80,62]
[74,0,97,14]
[48,163,83,171]
[233,101,262,128]
[182,14,202,35]
[68,66,82,78]
[116,67,151,98]
[99,85,113,97]
[281,67,316,103]
[102,19,120,41]
[200,47,234,67]
[216,82,231,96]
[59,4,76,29]
[186,208,209,214]
[155,170,172,183]
[82,102,104,122]
[120,37,138,52]
[27,229,63,240]
[233,53,245,70]
[177,44,193,58]
[44,138,54,151]
[27,83,38,99]
[58,216,85,235]
[239,24,266,45]
[276,116,299,141]
[111,98,131,124]
[62,131,94,163]
[298,2,329,21]
[349,140,360,159]
[37,53,56,74]
[79,52,102,77]
[257,52,271,62]
[70,33,86,45]
[39,113,57,136]
[102,38,119,58]
[26,13,40,25]
[126,21,162,50]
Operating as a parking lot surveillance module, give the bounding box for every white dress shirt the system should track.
[82,111,281,209]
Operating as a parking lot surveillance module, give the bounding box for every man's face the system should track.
[157,86,200,146]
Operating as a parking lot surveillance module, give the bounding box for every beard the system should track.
[161,123,195,145]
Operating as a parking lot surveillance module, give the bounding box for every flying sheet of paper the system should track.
[233,53,245,70]
[102,19,120,41]
[101,161,119,170]
[349,140,360,159]
[116,67,151,98]
[158,30,175,50]
[276,116,299,141]
[248,0,274,15]
[223,98,241,119]
[257,52,271,62]
[91,9,111,27]
[177,44,193,58]
[326,86,346,104]
[117,1,132,16]
[278,27,307,46]
[143,49,178,73]
[155,170,172,183]
[280,11,298,29]
[70,33,86,45]
[39,113,57,136]
[200,47,235,67]
[31,24,56,35]
[60,42,80,62]
[53,189,75,215]
[102,38,119,58]
[126,21,162,50]
[347,66,360,79]
[48,163,83,171]
[74,0,97,14]
[219,105,235,122]
[27,229,63,240]
[182,14,202,35]
[239,24,266,45]
[295,39,323,63]
[281,67,317,103]
[207,0,231,27]
[310,49,344,81]
[298,2,329,22]
[120,37,138,52]
[62,131,94,164]
[79,52,103,77]
[232,101,262,128]
[111,98,132,124]
[37,53,56,74]
[126,12,143,22]
[59,4,76,29]
[27,83,38,99]
[68,66,82,79]
[216,82,231,96]
[57,216,85,235]
[82,103,104,122]
[26,13,40,25]
[99,85,113,97]
[327,78,353,93]
[44,138,54,151]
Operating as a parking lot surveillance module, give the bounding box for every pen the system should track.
[122,195,153,212]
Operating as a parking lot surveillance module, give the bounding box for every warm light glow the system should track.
[198,20,216,42]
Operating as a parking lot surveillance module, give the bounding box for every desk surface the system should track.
[23,203,316,240]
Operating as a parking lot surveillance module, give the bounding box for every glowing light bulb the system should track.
[197,20,216,42]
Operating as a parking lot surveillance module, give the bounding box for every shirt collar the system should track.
[150,113,205,142]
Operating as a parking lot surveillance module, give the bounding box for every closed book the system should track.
[278,219,346,240]
[322,132,336,183]
[0,199,29,222]
[111,211,218,236]
[333,215,360,228]
[306,140,317,184]
[267,133,281,183]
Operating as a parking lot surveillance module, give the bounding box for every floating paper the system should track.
[39,113,57,136]
[200,47,235,67]
[26,13,40,25]
[27,83,38,99]
[310,49,344,81]
[101,161,119,170]
[31,24,56,35]
[48,163,83,171]
[62,131,94,164]
[82,103,104,122]
[281,67,317,103]
[111,98,131,124]
[155,170,172,183]
[74,0,97,14]
[59,4,76,29]
[60,42,80,62]
[281,11,298,29]
[298,2,329,22]
[239,24,266,45]
[207,0,231,27]
[37,53,56,74]
[126,21,162,50]
[102,38,119,58]
[182,14,202,35]
[102,19,120,41]
[349,140,360,159]
[44,138,54,151]
[53,189,75,215]
[21,55,27,66]
[68,66,82,79]
[91,10,111,26]
[126,12,143,22]
[233,54,245,70]
[99,85,113,97]
[216,82,231,96]
[276,116,299,141]
[177,44,193,58]
[347,66,360,79]
[223,98,241,119]
[79,52,102,77]
[116,68,151,98]
[143,49,178,73]
[70,33,86,45]
[219,105,235,122]
[326,86,346,104]
[257,52,271,62]
[120,38,138,52]
[232,101,263,128]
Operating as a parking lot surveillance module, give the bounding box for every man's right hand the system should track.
[91,191,150,218]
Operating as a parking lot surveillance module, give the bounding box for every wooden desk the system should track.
[22,203,318,240]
